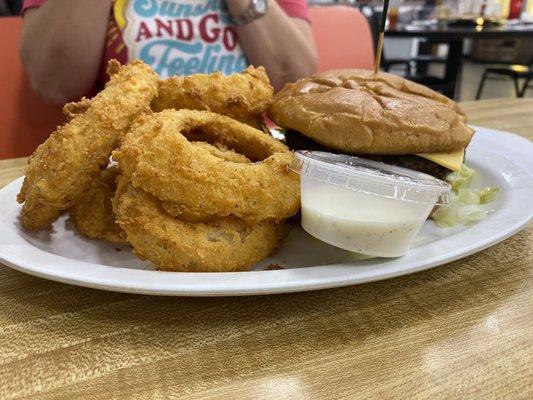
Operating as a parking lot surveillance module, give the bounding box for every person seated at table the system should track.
[19,0,317,105]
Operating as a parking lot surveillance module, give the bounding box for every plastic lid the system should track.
[289,151,451,205]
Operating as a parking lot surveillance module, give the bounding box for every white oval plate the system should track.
[0,127,532,296]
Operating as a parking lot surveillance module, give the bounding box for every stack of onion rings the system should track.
[17,60,300,272]
[113,109,300,272]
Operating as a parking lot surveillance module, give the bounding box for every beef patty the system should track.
[283,130,450,181]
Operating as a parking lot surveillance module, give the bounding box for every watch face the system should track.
[254,0,267,14]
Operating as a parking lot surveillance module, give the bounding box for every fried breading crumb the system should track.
[266,264,284,270]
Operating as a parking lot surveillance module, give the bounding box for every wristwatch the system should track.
[233,0,269,26]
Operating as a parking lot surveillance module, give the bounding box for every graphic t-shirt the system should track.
[22,0,310,86]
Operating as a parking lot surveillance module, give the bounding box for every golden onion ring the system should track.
[114,109,300,223]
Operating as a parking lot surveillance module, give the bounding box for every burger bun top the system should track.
[268,69,474,155]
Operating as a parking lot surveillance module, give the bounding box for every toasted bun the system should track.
[269,70,474,155]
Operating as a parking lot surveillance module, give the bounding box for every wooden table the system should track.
[1,99,531,399]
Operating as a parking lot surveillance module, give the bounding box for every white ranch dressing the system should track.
[301,185,431,257]
[289,151,451,258]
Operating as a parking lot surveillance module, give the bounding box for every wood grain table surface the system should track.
[0,99,531,399]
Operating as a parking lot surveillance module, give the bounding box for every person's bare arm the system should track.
[227,0,317,91]
[20,0,112,105]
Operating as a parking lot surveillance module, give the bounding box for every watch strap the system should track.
[233,0,268,26]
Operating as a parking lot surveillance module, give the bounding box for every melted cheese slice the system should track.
[416,148,465,172]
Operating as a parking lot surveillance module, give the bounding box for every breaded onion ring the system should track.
[191,142,251,164]
[68,166,127,244]
[151,66,273,128]
[17,60,158,230]
[114,109,300,223]
[113,180,285,272]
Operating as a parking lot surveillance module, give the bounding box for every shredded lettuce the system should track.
[457,204,487,223]
[433,165,499,228]
[478,187,499,204]
[446,164,476,191]
[457,187,480,204]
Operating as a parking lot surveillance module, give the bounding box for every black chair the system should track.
[520,74,532,97]
[475,63,532,99]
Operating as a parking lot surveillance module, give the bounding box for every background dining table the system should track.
[0,98,531,399]
[385,22,533,99]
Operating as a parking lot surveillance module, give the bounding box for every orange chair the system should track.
[0,17,64,160]
[309,5,375,72]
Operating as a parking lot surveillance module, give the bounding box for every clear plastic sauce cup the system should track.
[289,151,451,257]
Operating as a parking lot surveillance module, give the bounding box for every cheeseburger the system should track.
[268,69,474,179]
